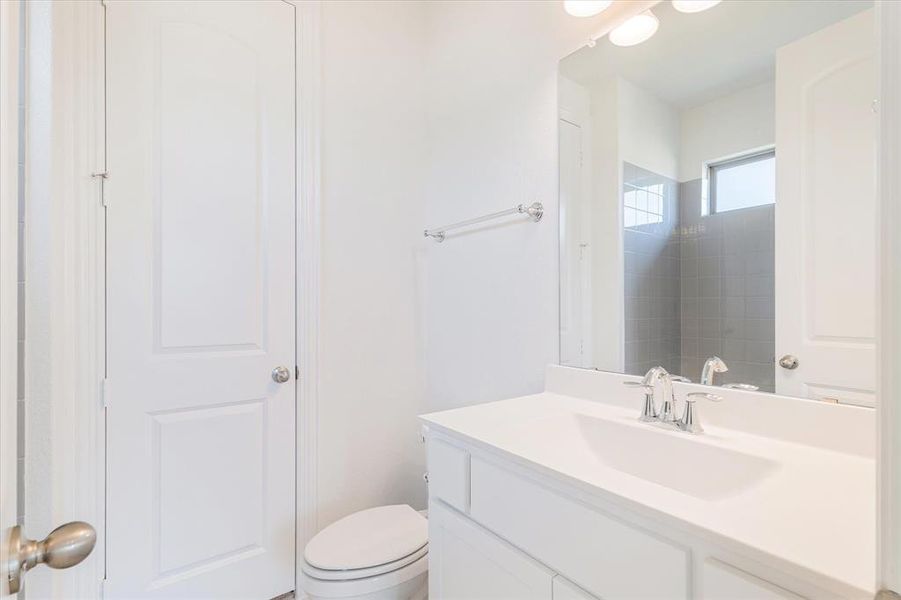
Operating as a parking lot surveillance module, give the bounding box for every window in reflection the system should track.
[708,150,776,214]
[624,181,665,227]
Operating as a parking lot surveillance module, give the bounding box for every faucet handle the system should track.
[624,381,657,422]
[686,391,723,403]
[678,392,722,434]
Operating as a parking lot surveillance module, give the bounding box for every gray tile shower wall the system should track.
[622,166,775,390]
[623,163,681,377]
[679,178,775,391]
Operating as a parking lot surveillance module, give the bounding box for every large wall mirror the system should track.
[558,0,876,406]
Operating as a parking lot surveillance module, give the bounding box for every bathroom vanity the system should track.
[421,366,874,600]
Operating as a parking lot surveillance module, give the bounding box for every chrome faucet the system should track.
[700,356,728,386]
[624,366,678,424]
[624,367,722,434]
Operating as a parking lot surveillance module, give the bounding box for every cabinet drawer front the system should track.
[701,559,806,600]
[470,457,690,600]
[429,500,554,600]
[428,438,470,513]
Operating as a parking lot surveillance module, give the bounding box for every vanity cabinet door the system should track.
[429,500,554,600]
[700,559,806,600]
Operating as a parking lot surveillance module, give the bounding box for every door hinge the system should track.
[101,378,110,409]
[92,171,109,207]
[295,365,300,380]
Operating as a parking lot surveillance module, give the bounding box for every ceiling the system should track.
[559,0,873,109]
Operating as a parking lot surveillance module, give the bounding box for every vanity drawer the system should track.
[427,438,470,513]
[470,456,690,600]
[700,559,806,600]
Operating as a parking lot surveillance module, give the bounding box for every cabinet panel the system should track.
[470,457,689,600]
[428,438,471,513]
[701,559,806,600]
[429,500,554,600]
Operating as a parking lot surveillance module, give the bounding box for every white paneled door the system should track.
[774,9,877,406]
[106,2,296,598]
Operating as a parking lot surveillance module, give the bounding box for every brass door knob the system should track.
[8,521,96,593]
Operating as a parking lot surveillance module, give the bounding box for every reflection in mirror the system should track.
[558,0,876,405]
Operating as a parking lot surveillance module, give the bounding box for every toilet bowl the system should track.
[300,504,428,600]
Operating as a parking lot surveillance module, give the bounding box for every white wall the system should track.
[318,0,429,527]
[422,1,651,413]
[679,80,775,182]
[587,77,623,372]
[618,78,681,181]
[316,0,655,525]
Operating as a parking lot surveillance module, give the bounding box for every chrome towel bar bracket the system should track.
[424,202,543,242]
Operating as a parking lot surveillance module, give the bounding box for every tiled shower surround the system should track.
[623,162,776,392]
[679,179,776,391]
[623,163,681,376]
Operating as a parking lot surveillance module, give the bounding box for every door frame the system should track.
[0,0,21,596]
[20,0,322,597]
[879,1,901,595]
[291,0,323,587]
[22,3,105,597]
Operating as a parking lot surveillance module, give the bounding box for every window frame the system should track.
[704,147,776,216]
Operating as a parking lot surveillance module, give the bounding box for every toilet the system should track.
[300,504,429,600]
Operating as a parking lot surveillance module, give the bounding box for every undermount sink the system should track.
[516,413,779,500]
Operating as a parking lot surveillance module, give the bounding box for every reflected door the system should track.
[559,118,589,367]
[106,2,296,597]
[774,9,877,405]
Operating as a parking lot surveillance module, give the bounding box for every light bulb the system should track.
[671,0,722,13]
[609,10,659,47]
[564,0,613,18]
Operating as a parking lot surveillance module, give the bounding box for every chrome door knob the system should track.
[8,522,97,593]
[779,354,800,370]
[271,366,291,383]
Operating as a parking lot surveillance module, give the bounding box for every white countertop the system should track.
[422,389,875,597]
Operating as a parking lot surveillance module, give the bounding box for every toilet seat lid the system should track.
[304,505,428,570]
[302,543,428,581]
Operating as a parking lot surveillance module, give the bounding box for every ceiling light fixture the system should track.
[563,0,613,18]
[608,10,659,47]
[671,0,722,14]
